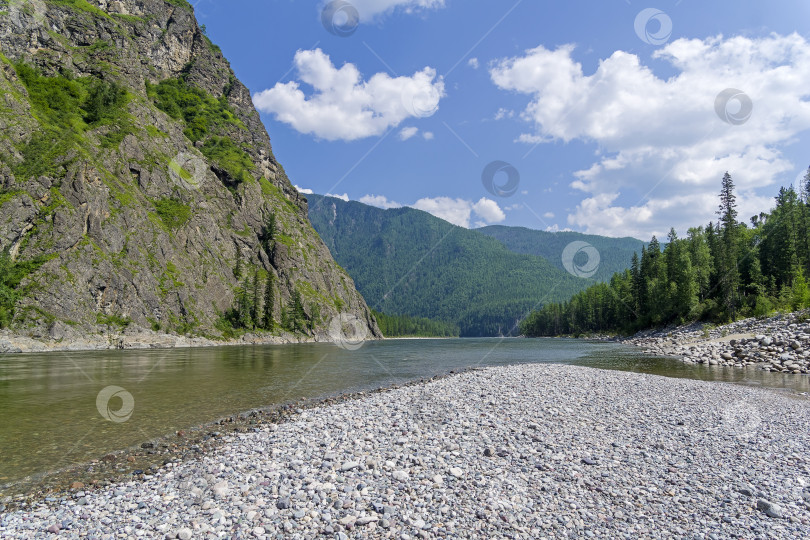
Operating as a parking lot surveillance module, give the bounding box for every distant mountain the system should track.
[478,226,645,283]
[307,195,641,336]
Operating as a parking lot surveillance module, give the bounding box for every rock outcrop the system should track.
[0,0,380,345]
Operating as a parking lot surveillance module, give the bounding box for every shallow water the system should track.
[0,338,806,488]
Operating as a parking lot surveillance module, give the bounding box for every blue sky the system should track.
[192,0,810,240]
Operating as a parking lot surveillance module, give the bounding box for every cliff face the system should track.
[0,0,380,342]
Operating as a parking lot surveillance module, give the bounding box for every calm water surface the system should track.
[1,338,807,488]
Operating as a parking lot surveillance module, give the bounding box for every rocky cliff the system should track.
[0,0,380,347]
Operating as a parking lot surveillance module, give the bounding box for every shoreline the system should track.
[0,326,359,355]
[2,364,809,538]
[0,368,477,510]
[620,310,810,374]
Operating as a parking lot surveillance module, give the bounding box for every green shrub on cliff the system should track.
[146,77,254,186]
[11,62,133,179]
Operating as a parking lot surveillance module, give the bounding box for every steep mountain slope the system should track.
[0,0,379,343]
[307,195,595,336]
[478,226,644,283]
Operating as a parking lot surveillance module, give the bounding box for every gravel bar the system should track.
[2,364,809,539]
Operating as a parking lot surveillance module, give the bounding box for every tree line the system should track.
[372,310,460,337]
[220,212,316,336]
[521,170,810,336]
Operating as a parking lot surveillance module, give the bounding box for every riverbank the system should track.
[0,326,341,354]
[2,364,809,538]
[622,310,810,374]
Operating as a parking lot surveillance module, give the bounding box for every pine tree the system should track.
[687,227,712,301]
[630,251,641,313]
[799,166,810,274]
[251,268,260,326]
[288,290,306,332]
[716,172,740,319]
[263,272,275,329]
[238,275,252,328]
[262,212,277,255]
[234,244,243,280]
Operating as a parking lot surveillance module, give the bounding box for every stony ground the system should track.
[2,364,809,539]
[623,311,810,374]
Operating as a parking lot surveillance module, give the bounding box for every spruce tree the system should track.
[716,172,740,319]
[263,272,275,329]
[234,244,243,280]
[251,268,260,326]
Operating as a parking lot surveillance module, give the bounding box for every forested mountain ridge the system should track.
[522,172,810,336]
[478,226,644,283]
[307,194,642,336]
[0,0,379,343]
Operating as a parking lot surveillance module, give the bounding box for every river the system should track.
[1,338,807,492]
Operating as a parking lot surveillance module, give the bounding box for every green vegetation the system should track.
[373,310,459,337]
[153,197,191,229]
[220,267,286,334]
[48,0,111,19]
[260,212,277,254]
[0,251,48,328]
[11,62,133,179]
[164,0,193,9]
[478,226,644,283]
[146,76,254,187]
[307,194,613,336]
[522,171,810,336]
[96,312,132,329]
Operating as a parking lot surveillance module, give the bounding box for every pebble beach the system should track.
[2,363,810,539]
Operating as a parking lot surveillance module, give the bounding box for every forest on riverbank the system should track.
[522,171,810,336]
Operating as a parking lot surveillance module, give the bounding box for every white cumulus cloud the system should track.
[253,49,445,141]
[411,197,506,228]
[490,33,810,238]
[294,185,314,194]
[399,126,418,140]
[467,57,479,69]
[359,194,402,209]
[494,108,514,120]
[326,192,350,201]
[422,131,434,140]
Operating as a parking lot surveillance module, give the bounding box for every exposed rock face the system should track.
[0,0,380,342]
